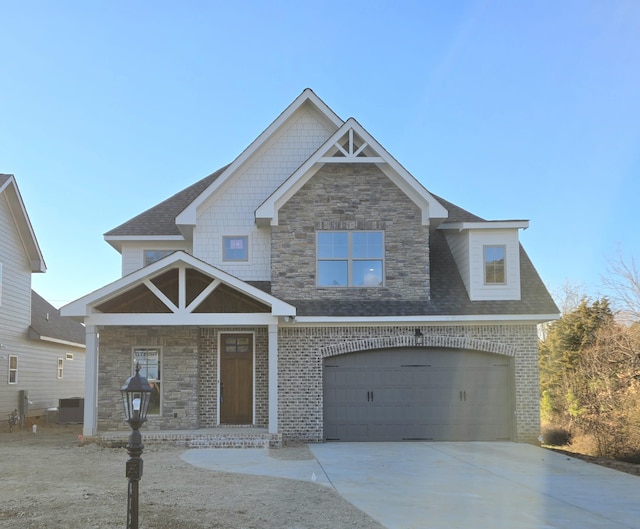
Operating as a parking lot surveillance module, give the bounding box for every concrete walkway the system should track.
[182,442,640,529]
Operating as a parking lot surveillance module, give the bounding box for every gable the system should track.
[0,174,46,272]
[175,90,343,230]
[255,119,448,227]
[61,251,294,324]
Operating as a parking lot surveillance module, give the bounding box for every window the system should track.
[144,250,173,266]
[133,348,161,415]
[57,358,64,379]
[66,353,74,361]
[317,231,384,287]
[8,355,17,384]
[484,245,506,284]
[223,236,248,261]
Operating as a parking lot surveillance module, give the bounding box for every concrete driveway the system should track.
[182,442,640,529]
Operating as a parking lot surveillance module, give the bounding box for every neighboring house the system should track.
[0,174,86,422]
[62,90,558,444]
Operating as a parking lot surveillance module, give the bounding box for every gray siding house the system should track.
[62,90,558,445]
[1,174,85,422]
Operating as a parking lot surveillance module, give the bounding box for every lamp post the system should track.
[120,364,152,529]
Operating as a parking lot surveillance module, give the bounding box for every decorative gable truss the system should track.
[255,118,448,227]
[62,251,295,326]
[318,127,384,163]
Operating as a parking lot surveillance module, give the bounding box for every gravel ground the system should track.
[0,423,385,529]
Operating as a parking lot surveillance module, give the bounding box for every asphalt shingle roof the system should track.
[104,165,229,237]
[30,291,86,345]
[103,165,558,318]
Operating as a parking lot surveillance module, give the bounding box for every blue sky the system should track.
[1,1,638,308]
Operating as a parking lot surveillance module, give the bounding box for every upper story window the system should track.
[8,355,17,384]
[57,358,64,379]
[484,245,506,284]
[317,231,384,287]
[144,250,173,266]
[223,236,248,261]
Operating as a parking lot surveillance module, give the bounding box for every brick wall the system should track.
[97,323,541,444]
[272,163,430,301]
[278,323,541,443]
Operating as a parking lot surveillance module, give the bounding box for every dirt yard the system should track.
[0,423,385,529]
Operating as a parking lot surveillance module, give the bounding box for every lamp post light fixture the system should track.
[120,364,152,529]
[414,328,424,346]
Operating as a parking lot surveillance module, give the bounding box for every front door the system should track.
[220,333,253,424]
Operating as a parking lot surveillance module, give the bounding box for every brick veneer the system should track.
[278,323,541,444]
[97,323,541,444]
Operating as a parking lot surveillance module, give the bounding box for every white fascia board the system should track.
[36,335,86,349]
[104,234,186,252]
[176,89,344,228]
[83,313,280,327]
[256,118,448,226]
[294,313,560,324]
[439,220,530,231]
[61,250,295,318]
[1,176,47,272]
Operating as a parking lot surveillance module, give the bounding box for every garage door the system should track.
[323,348,512,442]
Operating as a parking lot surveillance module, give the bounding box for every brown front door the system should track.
[220,334,253,424]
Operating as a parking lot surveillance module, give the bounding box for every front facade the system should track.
[62,90,558,444]
[0,175,86,421]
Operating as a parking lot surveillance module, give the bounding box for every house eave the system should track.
[290,313,560,325]
[104,235,186,252]
[438,220,530,231]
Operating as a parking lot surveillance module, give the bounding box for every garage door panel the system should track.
[324,348,512,442]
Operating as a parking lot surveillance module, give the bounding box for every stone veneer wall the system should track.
[98,326,200,431]
[97,326,269,431]
[278,323,541,444]
[271,163,430,301]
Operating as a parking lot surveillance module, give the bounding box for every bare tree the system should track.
[603,249,640,324]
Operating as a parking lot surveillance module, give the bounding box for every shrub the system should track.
[541,425,572,446]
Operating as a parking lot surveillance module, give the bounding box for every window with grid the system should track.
[484,245,506,284]
[317,231,384,287]
[133,348,162,415]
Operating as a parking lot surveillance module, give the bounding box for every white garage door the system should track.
[323,348,513,442]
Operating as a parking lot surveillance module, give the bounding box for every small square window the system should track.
[223,236,248,261]
[8,355,17,384]
[66,353,74,361]
[144,250,173,266]
[484,245,506,284]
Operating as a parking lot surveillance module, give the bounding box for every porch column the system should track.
[83,325,99,437]
[268,324,278,434]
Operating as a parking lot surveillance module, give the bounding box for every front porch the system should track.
[91,426,283,449]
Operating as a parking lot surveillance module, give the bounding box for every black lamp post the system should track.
[120,364,152,529]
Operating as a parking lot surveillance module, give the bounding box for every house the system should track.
[0,174,86,423]
[61,90,558,445]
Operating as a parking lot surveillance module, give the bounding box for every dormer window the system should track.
[484,245,506,284]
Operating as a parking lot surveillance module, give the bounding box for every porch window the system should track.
[8,355,17,384]
[484,245,506,284]
[133,347,161,415]
[317,231,384,287]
